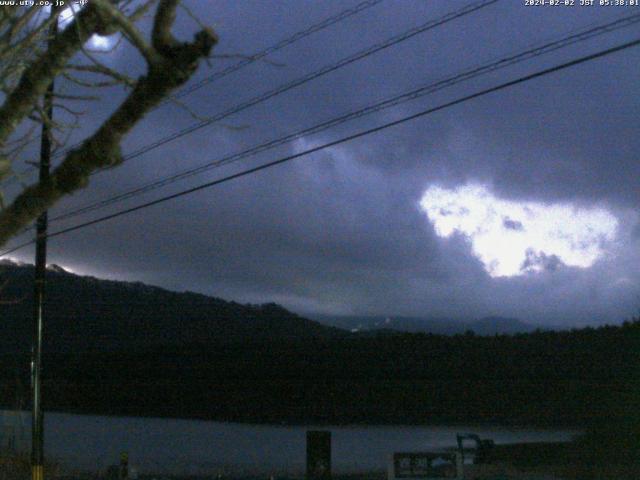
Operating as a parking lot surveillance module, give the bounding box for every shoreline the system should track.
[0,407,587,432]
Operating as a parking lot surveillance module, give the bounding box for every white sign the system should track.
[388,452,462,480]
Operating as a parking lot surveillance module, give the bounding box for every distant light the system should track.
[419,184,618,277]
[57,6,76,28]
[88,34,116,51]
[46,263,77,274]
[48,6,115,51]
[0,256,25,266]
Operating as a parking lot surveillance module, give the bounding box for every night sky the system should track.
[4,0,640,327]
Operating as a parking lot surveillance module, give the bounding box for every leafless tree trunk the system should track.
[0,0,217,247]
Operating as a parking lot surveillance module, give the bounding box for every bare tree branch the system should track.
[0,3,121,146]
[67,63,136,86]
[0,1,218,247]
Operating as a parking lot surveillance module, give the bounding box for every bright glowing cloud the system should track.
[419,184,618,277]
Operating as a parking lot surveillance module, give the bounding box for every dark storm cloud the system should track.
[8,0,640,326]
[502,217,524,232]
[521,249,563,273]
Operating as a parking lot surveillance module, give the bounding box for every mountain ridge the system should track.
[1,259,563,355]
[0,260,346,353]
[309,314,552,336]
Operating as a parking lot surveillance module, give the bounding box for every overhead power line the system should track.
[4,0,385,181]
[95,0,499,166]
[46,11,640,225]
[45,0,493,167]
[1,36,638,258]
[172,0,385,101]
[1,0,499,242]
[1,0,495,190]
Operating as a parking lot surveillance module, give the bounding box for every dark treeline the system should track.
[0,260,638,432]
[1,320,638,428]
[0,261,346,354]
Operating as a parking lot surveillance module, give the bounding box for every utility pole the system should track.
[32,8,58,480]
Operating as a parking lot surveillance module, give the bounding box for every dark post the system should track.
[119,452,129,480]
[306,430,331,480]
[31,8,57,480]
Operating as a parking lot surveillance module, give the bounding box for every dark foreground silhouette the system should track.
[0,261,638,477]
[1,320,637,426]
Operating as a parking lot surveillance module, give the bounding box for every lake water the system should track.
[0,410,578,475]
